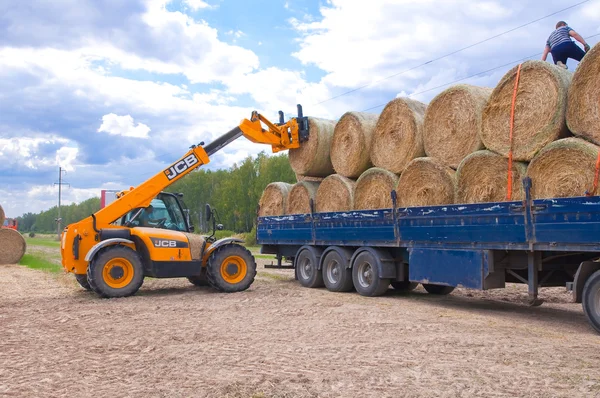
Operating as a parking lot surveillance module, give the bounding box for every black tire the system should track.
[352,251,390,297]
[206,244,257,293]
[75,274,92,291]
[391,281,418,291]
[187,268,209,287]
[296,248,324,288]
[322,250,353,292]
[87,246,145,298]
[582,269,600,334]
[423,284,455,295]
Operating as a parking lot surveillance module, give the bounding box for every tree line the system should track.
[17,152,296,234]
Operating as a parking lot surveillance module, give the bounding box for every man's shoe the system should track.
[557,61,568,70]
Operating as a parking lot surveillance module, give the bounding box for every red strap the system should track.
[507,63,522,201]
[588,151,600,196]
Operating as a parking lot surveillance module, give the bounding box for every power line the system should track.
[315,0,591,106]
[360,32,600,113]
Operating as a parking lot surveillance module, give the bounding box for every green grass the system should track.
[19,254,62,273]
[25,237,61,248]
[254,254,276,259]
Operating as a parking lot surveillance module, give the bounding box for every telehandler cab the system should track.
[61,106,309,298]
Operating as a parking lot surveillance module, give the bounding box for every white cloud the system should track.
[56,147,79,172]
[184,0,213,11]
[98,114,151,138]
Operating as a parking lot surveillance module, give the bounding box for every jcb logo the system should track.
[154,240,177,248]
[165,154,199,180]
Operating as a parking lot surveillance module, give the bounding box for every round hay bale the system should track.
[526,137,600,199]
[481,60,571,161]
[396,158,456,207]
[289,117,336,177]
[330,112,379,178]
[258,182,293,217]
[315,174,356,213]
[423,85,492,169]
[287,181,320,215]
[456,150,528,204]
[0,228,26,264]
[0,204,4,227]
[354,168,399,210]
[370,98,427,174]
[567,43,600,145]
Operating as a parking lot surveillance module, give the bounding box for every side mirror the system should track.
[188,225,195,233]
[216,224,224,231]
[205,204,212,221]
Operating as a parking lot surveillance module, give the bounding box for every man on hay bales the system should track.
[542,21,591,69]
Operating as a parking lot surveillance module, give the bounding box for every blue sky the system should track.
[1,0,599,217]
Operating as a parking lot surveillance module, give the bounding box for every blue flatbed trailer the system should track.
[257,179,600,333]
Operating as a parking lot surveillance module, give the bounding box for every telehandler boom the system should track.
[61,106,309,298]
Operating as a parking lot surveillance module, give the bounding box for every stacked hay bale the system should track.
[458,60,573,201]
[330,112,379,178]
[287,181,320,214]
[259,44,600,213]
[316,175,356,213]
[258,183,293,217]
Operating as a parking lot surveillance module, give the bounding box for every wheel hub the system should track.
[226,262,239,276]
[109,265,124,280]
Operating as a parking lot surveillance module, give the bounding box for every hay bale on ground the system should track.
[315,174,356,213]
[480,60,571,161]
[526,138,600,199]
[0,204,4,227]
[0,228,26,264]
[423,85,492,169]
[330,112,379,178]
[354,168,399,210]
[289,117,337,177]
[287,181,320,214]
[456,150,528,204]
[396,158,456,207]
[258,182,293,217]
[370,98,427,174]
[567,43,600,145]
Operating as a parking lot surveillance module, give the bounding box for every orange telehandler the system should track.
[60,106,309,298]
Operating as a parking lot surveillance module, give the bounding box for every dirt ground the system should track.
[1,260,599,398]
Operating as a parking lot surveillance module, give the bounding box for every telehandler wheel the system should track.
[87,246,145,298]
[75,274,92,291]
[391,281,418,292]
[206,244,256,293]
[187,268,209,287]
[423,284,455,295]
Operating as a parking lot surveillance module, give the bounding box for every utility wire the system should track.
[315,0,591,106]
[360,32,600,113]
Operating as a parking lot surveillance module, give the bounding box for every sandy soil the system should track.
[1,260,599,398]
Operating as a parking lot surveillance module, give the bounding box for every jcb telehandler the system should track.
[60,106,309,298]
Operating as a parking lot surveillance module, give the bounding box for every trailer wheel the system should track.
[352,251,390,297]
[322,249,354,292]
[582,269,600,333]
[423,284,455,295]
[296,247,324,288]
[391,281,418,291]
[75,274,91,291]
[87,246,145,298]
